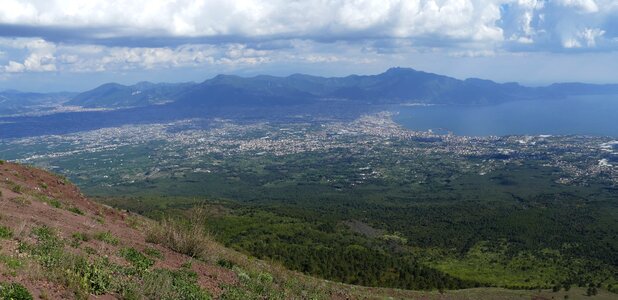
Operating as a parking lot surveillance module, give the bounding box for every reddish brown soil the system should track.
[0,162,236,299]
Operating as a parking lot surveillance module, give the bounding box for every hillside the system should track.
[0,161,615,299]
[67,82,194,108]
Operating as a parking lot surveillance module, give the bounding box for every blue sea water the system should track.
[392,95,618,137]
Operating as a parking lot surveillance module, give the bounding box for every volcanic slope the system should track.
[0,161,614,299]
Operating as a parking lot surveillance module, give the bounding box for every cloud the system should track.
[0,1,508,46]
[0,0,617,77]
[0,37,279,73]
[1,38,57,72]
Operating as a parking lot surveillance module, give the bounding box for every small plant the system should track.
[0,160,5,164]
[0,225,12,239]
[67,206,84,215]
[40,182,48,189]
[0,282,33,300]
[94,231,119,245]
[120,248,155,273]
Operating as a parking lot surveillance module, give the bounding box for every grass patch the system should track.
[0,282,33,300]
[144,247,164,260]
[67,206,84,215]
[28,226,64,268]
[220,267,285,300]
[146,209,214,259]
[0,225,12,239]
[93,231,119,246]
[120,248,155,273]
[141,268,211,300]
[48,199,62,208]
[70,232,91,248]
[10,184,23,194]
[0,254,23,270]
[10,196,30,206]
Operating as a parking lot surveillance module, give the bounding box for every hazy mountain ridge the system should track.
[67,81,195,108]
[0,90,76,115]
[68,67,618,109]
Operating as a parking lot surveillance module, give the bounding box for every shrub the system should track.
[0,282,33,300]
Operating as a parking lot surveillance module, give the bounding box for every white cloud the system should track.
[0,38,278,73]
[0,0,617,76]
[0,0,509,45]
[555,0,599,13]
[1,38,57,72]
[563,27,605,48]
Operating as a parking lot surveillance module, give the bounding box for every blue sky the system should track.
[0,0,617,92]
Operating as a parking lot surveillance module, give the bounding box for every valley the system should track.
[2,112,616,294]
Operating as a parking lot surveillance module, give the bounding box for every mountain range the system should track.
[65,67,618,109]
[2,67,618,139]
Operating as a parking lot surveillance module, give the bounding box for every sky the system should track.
[0,0,618,92]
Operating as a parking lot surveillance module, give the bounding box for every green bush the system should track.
[0,282,33,300]
[0,226,12,239]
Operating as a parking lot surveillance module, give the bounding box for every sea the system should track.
[393,95,618,137]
